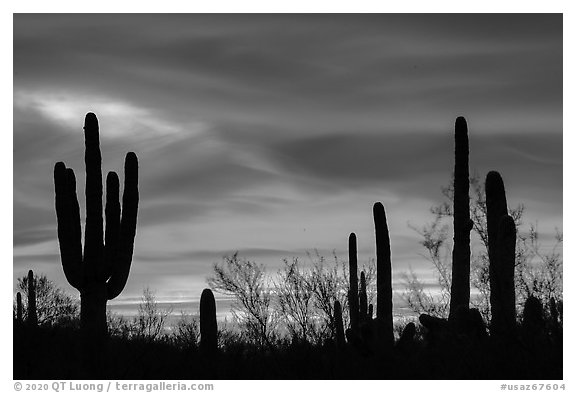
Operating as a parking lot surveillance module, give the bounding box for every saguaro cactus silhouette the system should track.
[485,171,514,337]
[449,116,472,319]
[54,113,139,341]
[348,233,359,333]
[493,214,516,337]
[200,288,218,353]
[359,271,368,322]
[373,202,394,349]
[27,270,37,327]
[16,292,23,324]
[334,300,345,348]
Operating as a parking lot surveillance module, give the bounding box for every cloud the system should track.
[13,14,562,303]
[14,14,561,135]
[15,90,207,140]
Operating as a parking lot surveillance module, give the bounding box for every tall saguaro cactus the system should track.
[373,202,394,349]
[27,270,37,327]
[348,233,359,333]
[200,288,218,353]
[54,113,139,341]
[449,116,472,319]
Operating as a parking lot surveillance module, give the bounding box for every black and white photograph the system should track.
[12,12,563,381]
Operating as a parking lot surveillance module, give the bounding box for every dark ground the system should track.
[14,323,562,380]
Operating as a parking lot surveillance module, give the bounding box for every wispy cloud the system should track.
[13,14,562,303]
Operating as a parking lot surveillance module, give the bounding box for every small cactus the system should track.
[27,270,37,327]
[449,116,473,319]
[522,296,545,336]
[16,292,23,324]
[334,300,345,348]
[468,308,488,341]
[359,271,368,322]
[200,288,218,353]
[348,233,359,333]
[398,322,416,348]
[373,202,394,349]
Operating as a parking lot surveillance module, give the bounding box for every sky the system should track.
[13,14,562,316]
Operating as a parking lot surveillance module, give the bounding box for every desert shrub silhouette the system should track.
[15,271,79,328]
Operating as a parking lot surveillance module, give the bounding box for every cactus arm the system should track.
[348,233,359,332]
[104,171,120,280]
[83,113,104,268]
[65,168,83,264]
[54,162,83,290]
[106,152,139,300]
[120,152,139,243]
[449,116,472,318]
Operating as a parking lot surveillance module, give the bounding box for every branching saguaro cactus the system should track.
[449,116,473,320]
[348,233,359,333]
[373,202,394,349]
[54,113,139,341]
[200,288,218,353]
[27,270,37,327]
[485,171,515,338]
